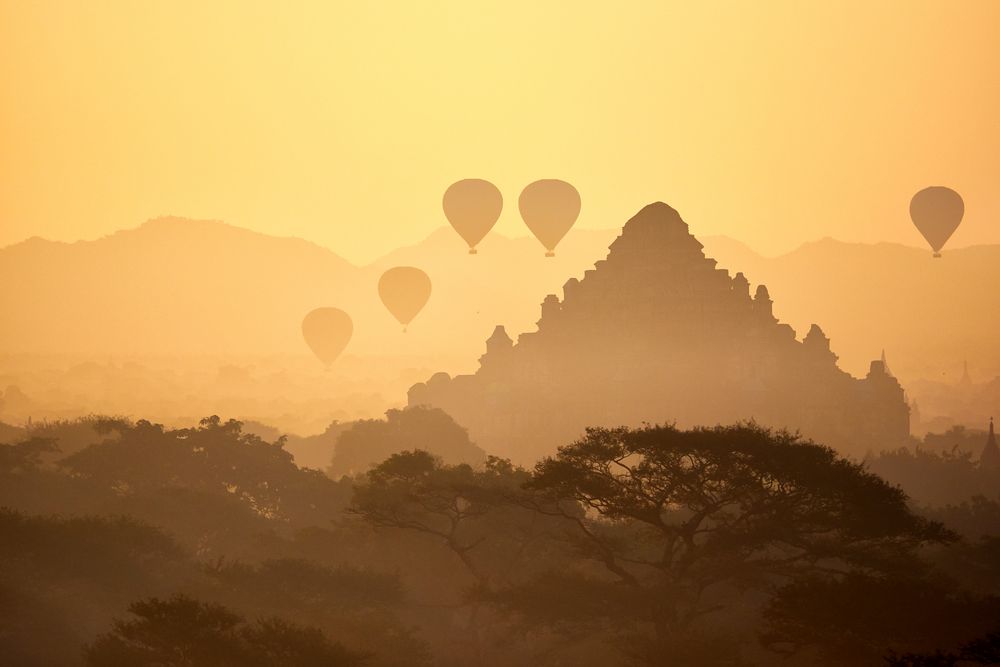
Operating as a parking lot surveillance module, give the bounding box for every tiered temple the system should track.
[409,202,910,463]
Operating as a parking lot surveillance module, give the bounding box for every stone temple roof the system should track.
[409,201,911,463]
[607,202,706,261]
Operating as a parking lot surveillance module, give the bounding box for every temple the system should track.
[982,418,999,471]
[409,202,911,463]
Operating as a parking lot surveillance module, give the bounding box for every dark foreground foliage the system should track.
[2,415,999,666]
[85,595,363,667]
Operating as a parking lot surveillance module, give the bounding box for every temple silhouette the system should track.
[982,418,999,471]
[409,202,910,462]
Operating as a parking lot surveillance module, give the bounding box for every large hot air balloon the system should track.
[378,267,431,331]
[910,186,964,257]
[301,308,352,367]
[518,179,581,257]
[442,179,503,254]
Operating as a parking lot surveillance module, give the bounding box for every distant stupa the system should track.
[960,360,972,387]
[981,418,999,471]
[409,203,911,462]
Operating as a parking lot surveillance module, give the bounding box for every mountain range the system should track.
[2,210,997,385]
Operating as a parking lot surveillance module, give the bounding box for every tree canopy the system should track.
[502,424,956,663]
[85,595,364,667]
[330,407,485,479]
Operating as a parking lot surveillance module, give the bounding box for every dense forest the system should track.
[2,409,999,666]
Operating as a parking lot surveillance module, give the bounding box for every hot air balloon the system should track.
[301,308,352,367]
[443,179,503,254]
[378,267,431,332]
[518,179,581,257]
[910,186,964,257]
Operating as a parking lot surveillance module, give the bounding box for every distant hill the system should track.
[1,213,997,385]
[0,218,622,369]
[0,218,358,358]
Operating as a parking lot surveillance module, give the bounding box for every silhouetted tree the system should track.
[350,450,570,663]
[763,573,1000,664]
[0,433,118,516]
[500,424,955,664]
[0,510,188,665]
[207,558,429,667]
[0,436,59,474]
[330,407,485,479]
[25,415,131,460]
[0,509,183,588]
[350,451,559,589]
[0,420,25,444]
[922,425,989,456]
[928,534,1000,600]
[85,595,364,666]
[60,416,351,527]
[886,630,1000,666]
[868,446,1000,507]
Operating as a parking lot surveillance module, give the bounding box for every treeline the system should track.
[1,412,1000,666]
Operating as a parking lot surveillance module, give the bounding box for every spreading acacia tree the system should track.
[349,450,578,664]
[350,450,564,589]
[496,424,956,664]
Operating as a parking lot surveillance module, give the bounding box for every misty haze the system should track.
[2,2,999,666]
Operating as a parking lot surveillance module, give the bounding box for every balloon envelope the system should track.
[378,266,432,328]
[518,179,581,256]
[443,179,503,254]
[910,186,964,256]
[301,308,352,366]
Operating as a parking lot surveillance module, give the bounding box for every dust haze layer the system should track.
[2,214,997,384]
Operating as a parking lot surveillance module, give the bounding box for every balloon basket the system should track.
[468,248,478,255]
[545,251,555,258]
[933,252,942,258]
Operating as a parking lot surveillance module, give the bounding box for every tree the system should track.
[503,424,955,664]
[0,437,59,474]
[867,446,999,507]
[85,595,364,667]
[329,407,485,479]
[25,415,131,460]
[350,450,562,589]
[206,558,429,667]
[886,631,1000,666]
[762,573,1000,664]
[0,511,188,666]
[0,509,183,589]
[60,416,351,527]
[350,450,570,663]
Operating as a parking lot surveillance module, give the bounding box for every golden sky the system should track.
[1,0,997,263]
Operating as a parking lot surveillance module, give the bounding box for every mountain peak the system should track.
[142,215,222,226]
[131,216,241,237]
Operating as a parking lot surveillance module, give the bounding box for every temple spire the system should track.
[981,417,1000,470]
[880,349,894,378]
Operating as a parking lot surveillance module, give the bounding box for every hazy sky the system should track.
[2,0,997,263]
